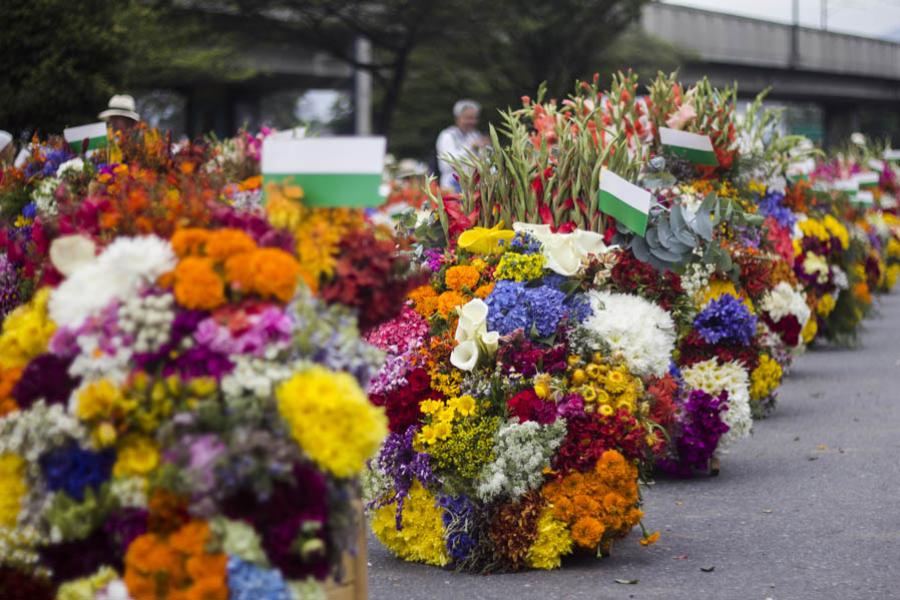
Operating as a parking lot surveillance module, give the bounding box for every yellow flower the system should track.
[449,394,476,417]
[816,293,836,317]
[433,421,452,440]
[76,379,123,422]
[419,399,444,415]
[750,354,782,401]
[417,425,438,446]
[456,223,516,255]
[822,214,849,250]
[699,280,753,312]
[371,482,449,566]
[526,509,574,569]
[801,316,818,344]
[277,366,387,478]
[114,435,160,478]
[0,288,56,369]
[598,404,615,417]
[436,407,456,424]
[604,369,628,394]
[639,531,661,547]
[0,453,27,527]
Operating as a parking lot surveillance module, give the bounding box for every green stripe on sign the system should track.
[68,135,107,152]
[598,189,648,236]
[664,145,718,166]
[263,173,384,208]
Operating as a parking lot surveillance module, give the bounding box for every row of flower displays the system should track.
[0,70,899,597]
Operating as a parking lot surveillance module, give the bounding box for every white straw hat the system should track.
[98,94,140,121]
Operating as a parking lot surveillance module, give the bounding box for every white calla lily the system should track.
[513,222,612,277]
[450,340,480,371]
[480,330,500,355]
[455,298,489,343]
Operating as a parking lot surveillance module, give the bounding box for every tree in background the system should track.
[0,0,244,139]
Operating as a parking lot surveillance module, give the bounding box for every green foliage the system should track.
[0,0,245,138]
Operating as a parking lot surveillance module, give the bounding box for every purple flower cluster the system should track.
[694,294,757,346]
[438,494,477,562]
[507,231,542,254]
[758,190,797,229]
[0,254,20,319]
[486,281,567,338]
[134,310,234,379]
[369,426,439,530]
[12,353,79,409]
[423,248,445,272]
[658,389,730,477]
[194,307,293,357]
[25,149,73,179]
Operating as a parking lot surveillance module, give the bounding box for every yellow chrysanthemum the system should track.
[750,354,783,401]
[801,315,818,344]
[0,288,56,369]
[822,215,850,250]
[0,453,27,527]
[699,280,753,312]
[449,395,476,417]
[816,293,837,317]
[526,509,574,570]
[371,482,449,566]
[114,435,160,478]
[277,366,386,478]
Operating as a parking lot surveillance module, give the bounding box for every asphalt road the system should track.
[367,291,900,600]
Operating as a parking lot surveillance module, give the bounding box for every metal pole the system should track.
[821,0,827,31]
[790,0,800,68]
[353,36,373,135]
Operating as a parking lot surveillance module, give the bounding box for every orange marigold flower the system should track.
[185,553,227,581]
[571,516,605,548]
[185,575,228,600]
[640,531,660,547]
[174,257,225,310]
[445,265,480,292]
[408,285,439,317]
[223,252,255,294]
[205,229,258,262]
[172,229,211,258]
[169,521,211,557]
[474,282,495,299]
[247,248,301,302]
[436,290,468,318]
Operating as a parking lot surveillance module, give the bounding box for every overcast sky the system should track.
[662,0,900,40]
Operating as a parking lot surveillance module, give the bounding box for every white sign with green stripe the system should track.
[598,168,651,236]
[854,190,875,205]
[884,149,900,163]
[659,127,718,166]
[64,122,108,152]
[868,159,885,172]
[261,136,387,207]
[833,179,859,199]
[853,172,879,190]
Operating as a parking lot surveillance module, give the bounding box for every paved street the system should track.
[367,291,900,600]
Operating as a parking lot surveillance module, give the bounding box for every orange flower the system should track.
[238,175,262,192]
[408,285,439,317]
[223,252,255,294]
[571,516,605,548]
[853,282,872,305]
[185,553,227,581]
[474,282,495,299]
[174,257,226,310]
[205,229,257,262]
[0,367,23,417]
[436,290,468,318]
[184,576,228,600]
[172,229,211,258]
[639,531,660,547]
[444,265,480,292]
[247,248,301,302]
[169,521,211,557]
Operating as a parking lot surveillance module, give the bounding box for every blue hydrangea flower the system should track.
[227,556,292,600]
[39,444,115,501]
[694,294,758,346]
[507,231,543,254]
[486,281,567,338]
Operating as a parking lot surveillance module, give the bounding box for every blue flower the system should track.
[523,285,567,337]
[694,295,757,346]
[508,231,542,254]
[22,203,37,219]
[226,556,292,600]
[438,495,477,562]
[486,281,569,339]
[39,444,115,501]
[758,191,796,229]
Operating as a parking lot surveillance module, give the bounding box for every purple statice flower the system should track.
[658,389,730,477]
[437,494,477,562]
[508,231,542,254]
[366,352,412,396]
[194,307,293,357]
[693,294,758,346]
[758,190,797,229]
[423,248,444,272]
[0,254,20,319]
[369,426,439,530]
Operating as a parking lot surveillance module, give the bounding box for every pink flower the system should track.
[665,103,697,130]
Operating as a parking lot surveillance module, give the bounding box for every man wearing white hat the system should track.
[99,94,141,134]
[0,130,14,166]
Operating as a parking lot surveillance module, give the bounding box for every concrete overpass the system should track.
[642,3,900,144]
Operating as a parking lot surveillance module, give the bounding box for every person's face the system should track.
[109,116,136,134]
[456,107,479,133]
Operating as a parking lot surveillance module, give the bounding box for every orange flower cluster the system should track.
[124,520,227,600]
[444,265,480,292]
[0,367,22,417]
[170,228,301,310]
[543,450,642,552]
[408,285,439,318]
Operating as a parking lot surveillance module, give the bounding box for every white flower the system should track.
[450,340,479,371]
[49,234,96,277]
[682,359,753,447]
[49,235,176,328]
[583,291,676,377]
[55,157,85,177]
[759,282,811,328]
[831,266,849,290]
[513,222,612,276]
